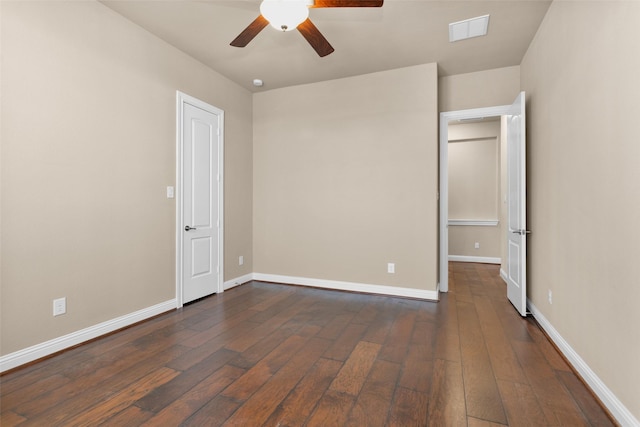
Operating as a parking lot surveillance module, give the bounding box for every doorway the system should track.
[176,92,224,306]
[447,117,502,266]
[439,93,527,316]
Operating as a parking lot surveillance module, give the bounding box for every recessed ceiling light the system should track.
[449,14,490,42]
[253,79,264,87]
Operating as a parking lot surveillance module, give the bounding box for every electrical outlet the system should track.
[53,297,66,316]
[548,290,553,305]
[239,255,244,266]
[387,263,395,274]
[474,242,480,249]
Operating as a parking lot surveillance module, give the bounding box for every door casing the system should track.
[175,91,224,307]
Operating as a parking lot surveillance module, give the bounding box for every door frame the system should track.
[439,104,510,293]
[175,91,224,308]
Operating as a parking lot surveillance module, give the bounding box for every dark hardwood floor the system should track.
[0,263,615,426]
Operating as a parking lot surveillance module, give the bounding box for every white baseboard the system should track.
[527,300,639,427]
[253,273,439,301]
[448,255,501,264]
[0,299,176,373]
[223,273,253,291]
[500,268,508,283]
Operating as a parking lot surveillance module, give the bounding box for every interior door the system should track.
[182,101,221,304]
[506,91,528,316]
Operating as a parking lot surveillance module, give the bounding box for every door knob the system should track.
[185,225,197,231]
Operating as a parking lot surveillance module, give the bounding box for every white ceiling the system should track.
[100,0,551,92]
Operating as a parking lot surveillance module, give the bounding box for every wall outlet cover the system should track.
[53,297,66,316]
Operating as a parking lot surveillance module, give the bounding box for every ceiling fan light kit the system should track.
[230,0,384,57]
[260,0,311,32]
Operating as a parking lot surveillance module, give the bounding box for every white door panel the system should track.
[180,96,223,304]
[506,91,527,316]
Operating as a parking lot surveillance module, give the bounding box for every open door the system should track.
[506,91,528,316]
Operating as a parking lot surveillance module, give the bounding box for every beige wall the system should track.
[439,66,520,112]
[1,1,253,355]
[253,64,438,291]
[448,121,501,258]
[521,0,640,420]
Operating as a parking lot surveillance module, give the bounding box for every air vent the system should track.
[449,14,490,42]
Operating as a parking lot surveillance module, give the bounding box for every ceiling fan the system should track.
[230,0,384,57]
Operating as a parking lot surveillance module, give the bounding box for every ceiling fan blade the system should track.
[230,14,269,47]
[310,0,383,8]
[297,18,335,57]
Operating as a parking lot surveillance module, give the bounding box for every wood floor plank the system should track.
[247,286,297,312]
[556,370,615,426]
[100,405,154,426]
[512,339,591,425]
[467,416,507,426]
[62,328,190,382]
[226,328,294,370]
[220,329,314,401]
[525,318,573,372]
[497,379,549,426]
[0,410,27,426]
[350,301,380,325]
[263,358,342,426]
[181,395,241,427]
[378,310,416,363]
[317,312,356,340]
[181,308,261,347]
[361,300,398,344]
[491,296,535,343]
[427,359,467,427]
[56,366,179,427]
[167,321,259,371]
[0,347,94,395]
[188,303,260,333]
[221,336,332,426]
[411,318,437,347]
[223,293,316,353]
[323,322,367,361]
[433,294,461,362]
[457,299,508,424]
[473,295,528,384]
[344,359,401,427]
[136,348,239,413]
[329,341,381,396]
[0,373,71,412]
[81,312,179,357]
[398,340,433,393]
[305,389,356,427]
[14,344,190,421]
[387,387,429,427]
[139,365,244,426]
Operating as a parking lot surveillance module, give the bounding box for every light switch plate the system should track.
[166,186,175,199]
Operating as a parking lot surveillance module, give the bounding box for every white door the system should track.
[506,91,528,316]
[179,95,223,304]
